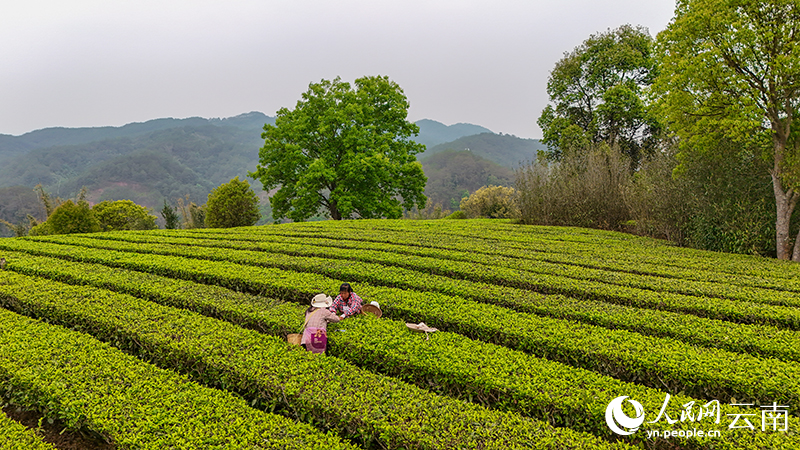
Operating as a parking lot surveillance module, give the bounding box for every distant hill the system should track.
[0,115,483,169]
[421,133,545,168]
[0,114,502,234]
[413,119,493,149]
[421,150,515,210]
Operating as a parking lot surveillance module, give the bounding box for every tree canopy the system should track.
[250,76,427,221]
[655,0,800,260]
[205,177,260,228]
[538,24,660,166]
[93,200,157,232]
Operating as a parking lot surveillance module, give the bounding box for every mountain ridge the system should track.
[0,113,541,235]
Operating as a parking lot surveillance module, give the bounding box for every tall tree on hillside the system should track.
[538,24,660,167]
[655,0,800,260]
[205,177,260,228]
[250,76,427,221]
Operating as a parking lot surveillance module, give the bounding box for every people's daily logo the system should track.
[605,396,645,435]
[604,394,790,439]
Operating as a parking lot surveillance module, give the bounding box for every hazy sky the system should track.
[1,1,676,138]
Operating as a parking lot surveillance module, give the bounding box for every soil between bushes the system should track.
[2,405,115,450]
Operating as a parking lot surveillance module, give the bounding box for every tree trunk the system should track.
[328,202,342,220]
[793,227,800,261]
[773,174,796,260]
[771,136,799,260]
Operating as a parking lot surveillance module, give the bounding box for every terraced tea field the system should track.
[0,219,797,449]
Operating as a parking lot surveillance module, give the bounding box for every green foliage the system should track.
[45,200,101,235]
[538,24,660,167]
[445,210,466,219]
[0,411,56,449]
[205,177,260,228]
[2,250,782,448]
[460,185,520,219]
[92,200,157,232]
[0,270,622,450]
[0,285,356,450]
[250,76,427,221]
[160,199,181,229]
[655,0,800,259]
[27,221,53,237]
[4,220,800,447]
[8,226,800,420]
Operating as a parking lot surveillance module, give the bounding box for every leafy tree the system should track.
[205,177,260,228]
[538,24,660,167]
[655,0,800,260]
[45,200,101,235]
[92,200,157,231]
[161,199,181,229]
[250,75,427,221]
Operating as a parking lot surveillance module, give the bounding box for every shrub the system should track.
[92,200,157,232]
[459,185,519,219]
[46,200,101,235]
[516,144,630,229]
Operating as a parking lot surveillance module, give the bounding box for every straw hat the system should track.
[361,301,382,318]
[311,293,333,308]
[406,322,438,333]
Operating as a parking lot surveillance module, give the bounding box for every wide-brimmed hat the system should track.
[311,293,333,308]
[362,301,382,318]
[406,322,438,333]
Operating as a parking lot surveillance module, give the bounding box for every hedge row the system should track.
[149,224,800,292]
[1,240,798,416]
[234,221,800,290]
[17,235,800,361]
[3,250,791,448]
[0,306,356,450]
[4,256,796,449]
[83,231,800,309]
[0,270,628,450]
[333,220,800,281]
[244,219,800,283]
[0,412,55,450]
[83,229,800,312]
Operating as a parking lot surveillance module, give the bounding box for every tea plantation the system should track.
[0,219,797,449]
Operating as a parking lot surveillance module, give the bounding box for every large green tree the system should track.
[538,24,660,167]
[250,76,427,221]
[205,177,260,228]
[656,0,800,260]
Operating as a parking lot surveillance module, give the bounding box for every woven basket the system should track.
[287,333,302,345]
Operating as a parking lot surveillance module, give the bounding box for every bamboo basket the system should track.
[287,333,302,345]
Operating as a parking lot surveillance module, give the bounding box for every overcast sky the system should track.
[1,1,676,138]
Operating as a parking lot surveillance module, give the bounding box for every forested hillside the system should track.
[0,114,524,235]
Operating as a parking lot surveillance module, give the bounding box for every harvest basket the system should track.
[287,333,302,345]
